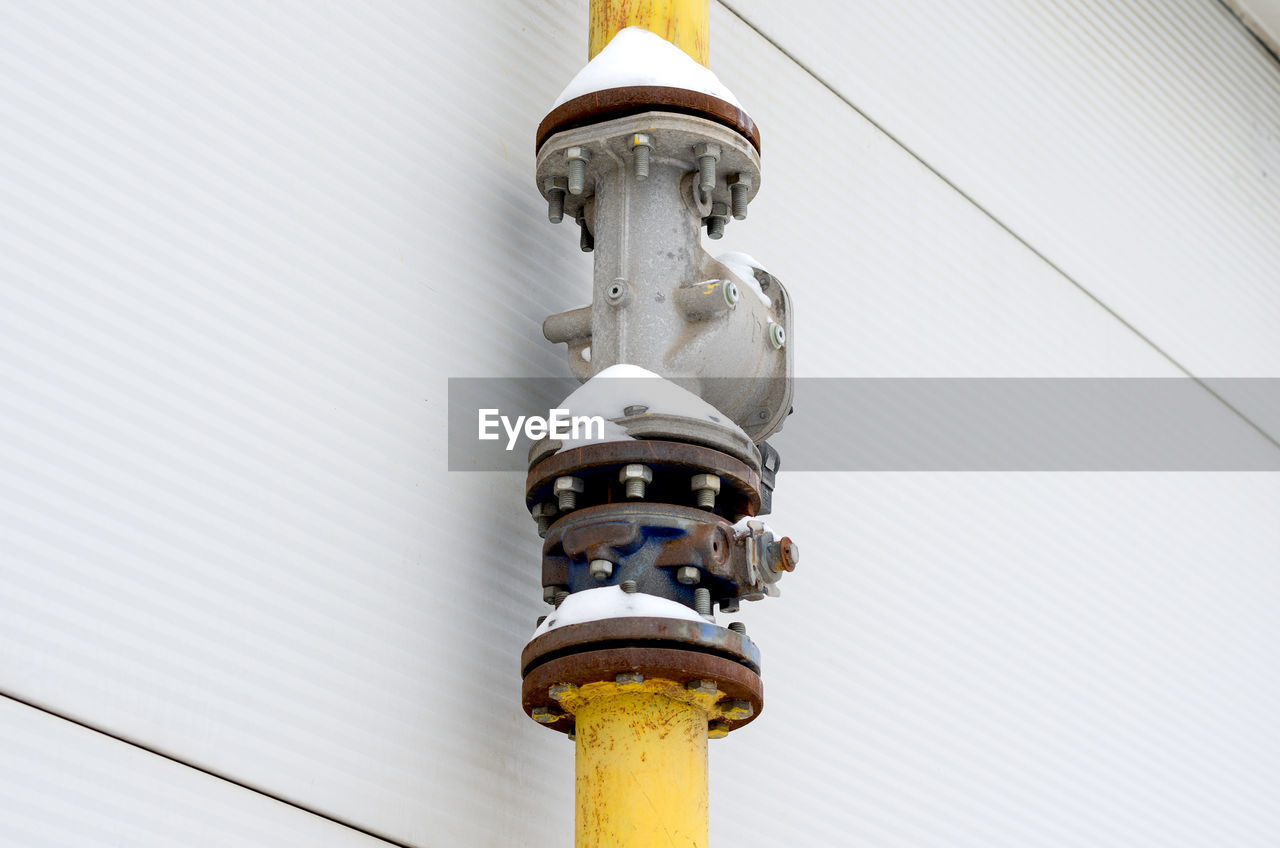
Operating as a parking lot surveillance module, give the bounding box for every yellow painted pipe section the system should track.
[589,0,710,67]
[574,689,709,847]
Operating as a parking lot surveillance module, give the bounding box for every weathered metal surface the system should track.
[537,87,761,154]
[534,502,793,608]
[589,0,710,66]
[522,646,765,736]
[528,440,761,514]
[573,688,709,848]
[522,615,762,676]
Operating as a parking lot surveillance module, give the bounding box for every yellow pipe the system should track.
[574,689,709,847]
[589,0,710,67]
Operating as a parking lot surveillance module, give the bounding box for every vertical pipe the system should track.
[575,690,710,848]
[589,0,711,66]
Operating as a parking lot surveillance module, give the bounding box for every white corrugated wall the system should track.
[1,1,1277,845]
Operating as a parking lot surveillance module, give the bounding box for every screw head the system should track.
[676,565,701,585]
[769,322,786,349]
[619,464,653,485]
[723,281,740,306]
[565,146,589,161]
[630,133,651,149]
[553,476,585,495]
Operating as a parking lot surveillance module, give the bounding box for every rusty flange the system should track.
[527,440,761,518]
[522,616,761,677]
[536,86,761,155]
[522,645,764,736]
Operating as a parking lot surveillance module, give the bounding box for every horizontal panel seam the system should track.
[0,690,418,848]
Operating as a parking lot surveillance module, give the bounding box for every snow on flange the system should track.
[533,585,707,638]
[553,363,750,453]
[717,252,772,308]
[552,26,743,109]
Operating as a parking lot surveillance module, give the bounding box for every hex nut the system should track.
[554,476,585,511]
[676,566,701,585]
[616,672,644,689]
[532,707,563,724]
[708,720,730,739]
[718,699,753,721]
[589,559,614,581]
[549,682,578,701]
[686,679,719,696]
[690,474,721,494]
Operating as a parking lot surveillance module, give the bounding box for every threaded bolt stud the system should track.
[589,559,613,581]
[705,202,729,240]
[694,587,711,617]
[694,143,720,193]
[536,615,547,626]
[554,476,584,511]
[720,597,740,613]
[631,134,651,181]
[566,147,590,195]
[578,217,594,253]
[691,473,721,510]
[728,173,752,220]
[728,621,747,634]
[619,463,653,500]
[554,590,570,608]
[621,580,638,594]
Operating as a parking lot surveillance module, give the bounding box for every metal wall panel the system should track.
[720,0,1280,423]
[1,1,1277,846]
[0,696,393,847]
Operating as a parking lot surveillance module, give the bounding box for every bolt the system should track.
[567,731,576,741]
[719,699,754,721]
[694,142,721,193]
[705,202,729,240]
[589,559,614,581]
[549,682,578,701]
[723,280,740,307]
[532,501,557,538]
[532,706,563,724]
[631,133,651,181]
[554,589,570,608]
[728,173,752,220]
[774,537,799,572]
[566,146,590,195]
[553,476,584,511]
[720,597,740,613]
[687,679,719,696]
[691,473,721,509]
[616,672,644,689]
[708,720,730,739]
[694,587,711,617]
[676,565,701,585]
[578,216,594,252]
[769,322,786,349]
[728,621,747,635]
[543,586,559,605]
[619,463,653,499]
[543,176,568,223]
[621,579,638,594]
[606,281,627,303]
[536,614,547,626]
